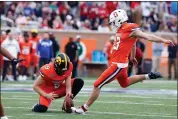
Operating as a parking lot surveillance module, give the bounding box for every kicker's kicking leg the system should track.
[128,72,163,86]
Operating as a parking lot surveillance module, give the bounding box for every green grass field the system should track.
[1,78,177,119]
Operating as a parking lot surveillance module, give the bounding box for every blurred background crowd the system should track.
[1,1,177,32]
[0,1,177,81]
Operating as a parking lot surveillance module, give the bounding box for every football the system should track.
[62,95,74,113]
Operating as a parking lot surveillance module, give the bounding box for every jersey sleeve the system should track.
[39,64,51,81]
[130,23,140,31]
[65,62,73,76]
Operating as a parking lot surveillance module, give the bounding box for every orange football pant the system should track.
[94,64,130,88]
[39,79,75,107]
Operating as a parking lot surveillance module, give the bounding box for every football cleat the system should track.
[71,107,86,114]
[148,72,163,79]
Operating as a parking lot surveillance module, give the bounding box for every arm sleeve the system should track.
[39,65,50,81]
[131,23,140,31]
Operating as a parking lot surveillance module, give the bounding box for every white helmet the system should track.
[109,9,128,31]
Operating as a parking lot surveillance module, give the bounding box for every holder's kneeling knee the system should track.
[32,104,48,113]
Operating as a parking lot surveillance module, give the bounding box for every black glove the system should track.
[11,58,24,66]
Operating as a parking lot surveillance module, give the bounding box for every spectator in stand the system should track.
[40,18,49,29]
[105,1,118,15]
[23,2,33,17]
[16,13,28,27]
[8,3,16,15]
[42,2,52,19]
[58,2,70,22]
[15,2,24,15]
[80,19,91,31]
[52,15,63,29]
[18,32,33,81]
[98,3,108,24]
[65,37,78,78]
[98,17,110,32]
[72,18,81,30]
[34,2,42,17]
[150,9,161,32]
[168,40,178,80]
[1,32,20,81]
[6,10,14,21]
[49,2,58,12]
[37,33,53,68]
[92,20,99,30]
[49,32,60,57]
[88,2,98,28]
[67,1,79,17]
[141,2,151,21]
[64,15,73,30]
[167,17,177,33]
[152,42,164,72]
[79,2,89,21]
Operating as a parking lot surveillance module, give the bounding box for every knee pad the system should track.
[72,78,84,97]
[32,104,48,113]
[74,78,84,87]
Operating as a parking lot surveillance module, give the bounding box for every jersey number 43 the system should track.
[113,36,120,50]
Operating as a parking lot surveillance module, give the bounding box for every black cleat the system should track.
[148,72,163,79]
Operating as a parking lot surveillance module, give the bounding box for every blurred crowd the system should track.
[1,1,177,32]
[0,29,83,81]
[0,1,177,81]
[0,29,60,81]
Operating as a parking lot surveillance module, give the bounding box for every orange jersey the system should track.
[19,40,33,67]
[40,62,73,90]
[19,40,33,56]
[110,23,139,63]
[29,36,40,53]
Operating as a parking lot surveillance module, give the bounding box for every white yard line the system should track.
[4,106,177,118]
[78,95,177,100]
[25,113,55,117]
[2,97,177,107]
[1,92,177,100]
[12,94,177,100]
[89,111,177,118]
[12,95,33,98]
[2,92,177,100]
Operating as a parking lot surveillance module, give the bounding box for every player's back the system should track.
[110,23,139,64]
[40,62,73,89]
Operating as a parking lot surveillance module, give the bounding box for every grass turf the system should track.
[1,78,177,119]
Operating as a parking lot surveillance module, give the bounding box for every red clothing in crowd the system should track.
[80,2,89,18]
[105,2,118,15]
[130,1,140,10]
[88,4,98,20]
[98,6,109,19]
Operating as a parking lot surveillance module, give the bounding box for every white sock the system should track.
[83,104,89,110]
[145,74,150,80]
[1,116,8,119]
